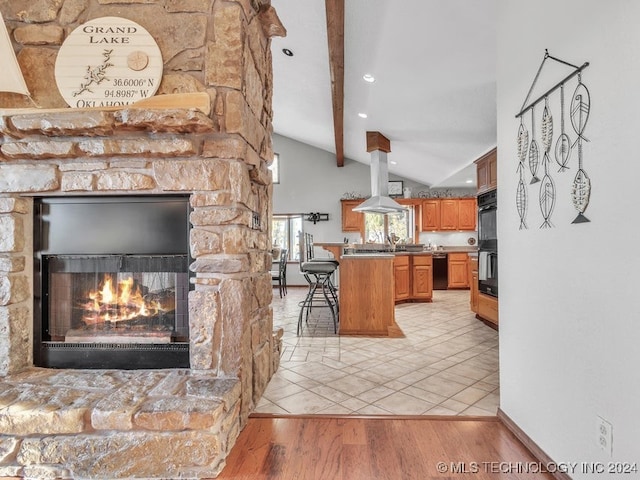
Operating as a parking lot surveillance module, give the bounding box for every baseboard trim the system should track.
[250,412,500,422]
[476,314,498,331]
[498,408,572,480]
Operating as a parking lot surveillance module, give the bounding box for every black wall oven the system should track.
[477,190,498,297]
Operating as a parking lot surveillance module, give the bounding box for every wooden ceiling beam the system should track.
[325,0,344,167]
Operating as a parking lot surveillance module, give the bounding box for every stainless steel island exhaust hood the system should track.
[353,131,406,214]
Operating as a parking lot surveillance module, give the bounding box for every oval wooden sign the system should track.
[55,17,163,108]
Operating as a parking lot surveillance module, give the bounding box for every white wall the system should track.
[273,133,372,245]
[498,1,640,476]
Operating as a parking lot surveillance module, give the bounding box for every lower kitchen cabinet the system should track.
[393,255,411,302]
[447,252,469,289]
[411,255,432,300]
[478,293,499,326]
[394,254,432,303]
[469,256,479,313]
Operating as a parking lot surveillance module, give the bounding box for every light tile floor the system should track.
[256,287,499,416]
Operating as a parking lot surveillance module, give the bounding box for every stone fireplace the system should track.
[0,1,285,478]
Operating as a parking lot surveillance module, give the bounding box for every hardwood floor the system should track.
[217,415,555,479]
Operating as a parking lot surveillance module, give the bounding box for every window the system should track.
[269,153,280,184]
[364,206,415,244]
[272,214,303,261]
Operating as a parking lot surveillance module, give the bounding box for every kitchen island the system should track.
[338,254,402,336]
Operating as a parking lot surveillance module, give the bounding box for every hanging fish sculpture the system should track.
[555,134,571,172]
[570,82,590,139]
[517,121,529,165]
[528,108,540,184]
[541,99,553,153]
[555,83,571,172]
[571,168,591,223]
[539,169,556,229]
[516,118,529,229]
[528,139,540,184]
[516,176,527,230]
[570,75,592,224]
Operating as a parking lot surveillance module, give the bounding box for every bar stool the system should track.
[304,233,339,296]
[297,233,339,335]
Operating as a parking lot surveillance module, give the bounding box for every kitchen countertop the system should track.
[340,253,395,258]
[317,242,478,258]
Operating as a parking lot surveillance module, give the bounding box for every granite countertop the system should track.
[340,253,395,259]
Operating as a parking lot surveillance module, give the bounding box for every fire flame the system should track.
[81,275,168,325]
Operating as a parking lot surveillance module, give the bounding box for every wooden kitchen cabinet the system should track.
[393,254,433,303]
[469,256,479,313]
[458,198,477,230]
[475,148,497,194]
[421,199,440,231]
[411,255,433,300]
[393,255,411,302]
[447,252,469,289]
[341,199,364,234]
[440,200,459,230]
[426,198,476,231]
[478,293,499,326]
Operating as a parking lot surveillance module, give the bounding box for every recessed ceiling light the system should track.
[465,179,473,184]
[282,48,294,57]
[390,161,397,165]
[363,74,375,83]
[358,112,368,118]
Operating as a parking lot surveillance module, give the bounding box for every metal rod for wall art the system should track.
[516,61,590,118]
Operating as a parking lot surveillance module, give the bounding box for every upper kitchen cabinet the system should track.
[458,198,477,230]
[420,198,476,232]
[421,199,441,231]
[475,148,497,194]
[440,199,459,230]
[341,199,364,233]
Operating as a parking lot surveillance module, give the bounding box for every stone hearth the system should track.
[0,1,285,478]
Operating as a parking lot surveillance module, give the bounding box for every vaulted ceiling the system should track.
[270,0,497,188]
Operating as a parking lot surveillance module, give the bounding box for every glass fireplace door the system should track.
[45,255,189,345]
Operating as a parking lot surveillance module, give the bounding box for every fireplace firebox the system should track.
[34,196,192,369]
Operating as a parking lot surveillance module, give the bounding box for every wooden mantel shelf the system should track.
[0,92,211,117]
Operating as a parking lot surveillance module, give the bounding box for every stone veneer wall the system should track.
[0,1,285,478]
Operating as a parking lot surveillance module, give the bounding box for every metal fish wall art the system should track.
[517,120,529,165]
[516,52,592,230]
[571,131,591,223]
[555,134,571,172]
[554,84,572,172]
[528,108,540,184]
[541,97,553,153]
[539,164,556,229]
[516,176,528,230]
[571,75,591,223]
[571,168,591,223]
[516,118,529,229]
[570,82,590,139]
